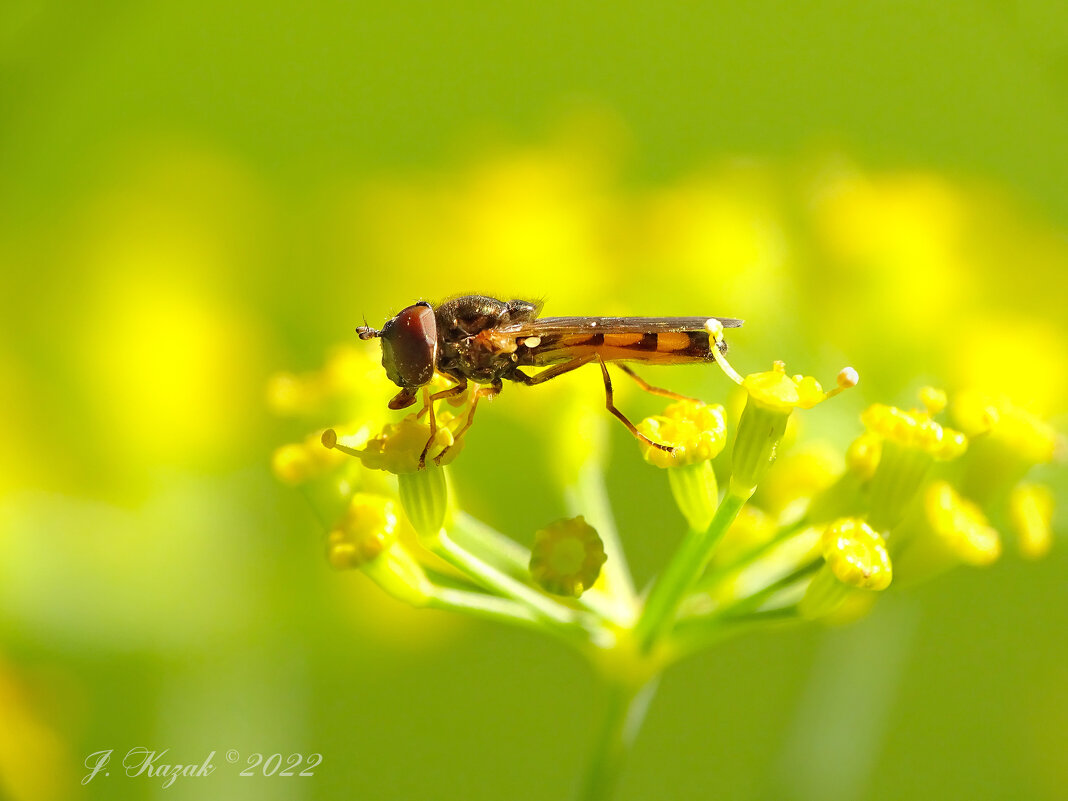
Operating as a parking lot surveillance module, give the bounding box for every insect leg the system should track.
[599,359,675,453]
[513,354,597,386]
[418,386,438,469]
[433,380,502,465]
[416,377,470,419]
[615,363,699,402]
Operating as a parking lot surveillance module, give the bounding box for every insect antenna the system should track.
[356,315,380,340]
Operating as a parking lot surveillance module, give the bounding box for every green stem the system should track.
[451,510,627,626]
[670,605,801,658]
[575,677,659,801]
[428,587,541,629]
[449,511,531,577]
[697,516,807,591]
[635,490,749,651]
[433,530,598,637]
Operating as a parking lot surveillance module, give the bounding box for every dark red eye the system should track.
[380,303,438,389]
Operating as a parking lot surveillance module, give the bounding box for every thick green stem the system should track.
[635,490,749,651]
[575,677,659,801]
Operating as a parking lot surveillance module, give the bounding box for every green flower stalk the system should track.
[270,335,1061,801]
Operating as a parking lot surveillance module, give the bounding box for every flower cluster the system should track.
[271,324,1061,801]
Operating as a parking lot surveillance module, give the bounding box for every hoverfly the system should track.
[357,295,743,467]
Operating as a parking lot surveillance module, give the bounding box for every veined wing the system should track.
[497,315,743,336]
[493,315,743,368]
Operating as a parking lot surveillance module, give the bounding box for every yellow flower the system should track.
[1009,483,1054,560]
[271,429,349,485]
[861,390,969,532]
[820,518,893,591]
[860,403,967,461]
[323,412,464,475]
[800,518,891,620]
[742,363,830,413]
[845,431,882,480]
[725,356,858,499]
[529,517,607,597]
[953,390,1058,465]
[924,481,1001,567]
[636,400,727,469]
[326,493,399,569]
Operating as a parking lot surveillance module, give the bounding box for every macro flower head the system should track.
[264,139,1066,801]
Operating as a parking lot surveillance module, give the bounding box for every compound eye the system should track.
[380,303,438,388]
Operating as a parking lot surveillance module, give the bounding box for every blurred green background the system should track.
[1,2,1066,799]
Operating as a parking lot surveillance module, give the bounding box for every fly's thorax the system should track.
[379,302,438,393]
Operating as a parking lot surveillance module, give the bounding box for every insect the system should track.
[357,295,743,467]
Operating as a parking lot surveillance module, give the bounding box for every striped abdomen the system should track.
[517,329,717,366]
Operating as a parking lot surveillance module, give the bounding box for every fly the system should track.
[356,295,743,467]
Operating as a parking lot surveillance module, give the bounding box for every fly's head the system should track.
[358,301,439,410]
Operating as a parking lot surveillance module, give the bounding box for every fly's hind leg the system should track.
[599,359,675,453]
[433,380,502,465]
[615,363,699,403]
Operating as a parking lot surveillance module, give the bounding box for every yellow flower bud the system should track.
[861,402,967,461]
[529,516,607,597]
[924,481,1001,566]
[820,518,892,590]
[1009,483,1054,560]
[953,391,1057,464]
[326,494,399,569]
[845,431,882,480]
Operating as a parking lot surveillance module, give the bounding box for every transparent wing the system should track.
[497,315,743,336]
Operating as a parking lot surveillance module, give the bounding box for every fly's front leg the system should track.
[599,358,675,453]
[433,380,502,465]
[418,386,438,469]
[615,363,699,403]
